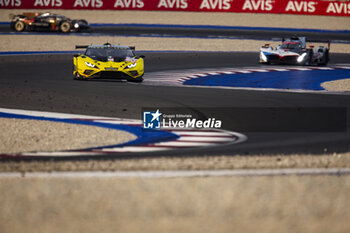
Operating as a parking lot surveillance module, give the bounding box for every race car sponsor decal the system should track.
[125,57,137,63]
[0,108,246,158]
[2,0,349,17]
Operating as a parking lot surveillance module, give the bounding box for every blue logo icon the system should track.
[143,109,162,129]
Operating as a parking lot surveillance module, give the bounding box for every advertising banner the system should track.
[1,0,349,17]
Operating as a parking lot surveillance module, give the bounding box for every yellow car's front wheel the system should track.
[73,72,88,81]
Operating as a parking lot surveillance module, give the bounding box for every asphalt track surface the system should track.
[1,51,350,159]
[90,25,350,42]
[1,24,350,42]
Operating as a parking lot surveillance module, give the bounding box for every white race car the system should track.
[259,36,330,66]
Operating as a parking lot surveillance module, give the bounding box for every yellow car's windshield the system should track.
[85,47,135,62]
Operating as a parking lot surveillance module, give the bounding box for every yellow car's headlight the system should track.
[85,61,97,68]
[126,63,137,69]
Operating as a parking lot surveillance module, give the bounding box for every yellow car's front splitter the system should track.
[75,69,143,82]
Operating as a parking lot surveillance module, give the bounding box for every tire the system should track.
[322,49,329,66]
[315,48,329,66]
[302,49,313,66]
[73,64,78,80]
[73,76,88,81]
[73,72,79,80]
[13,21,25,32]
[73,72,88,81]
[60,21,71,33]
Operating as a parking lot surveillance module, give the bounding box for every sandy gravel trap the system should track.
[0,118,136,154]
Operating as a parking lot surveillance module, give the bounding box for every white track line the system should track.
[270,68,289,71]
[291,68,311,71]
[0,108,141,123]
[310,67,333,70]
[153,141,217,147]
[339,66,350,69]
[1,168,350,178]
[175,136,233,142]
[235,70,252,73]
[94,120,142,125]
[101,147,169,152]
[247,69,269,72]
[22,151,102,157]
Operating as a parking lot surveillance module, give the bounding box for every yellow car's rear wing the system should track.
[75,45,135,50]
[75,45,89,49]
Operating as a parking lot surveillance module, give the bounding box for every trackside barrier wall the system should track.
[1,0,350,16]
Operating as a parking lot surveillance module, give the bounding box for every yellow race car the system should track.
[73,43,144,82]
